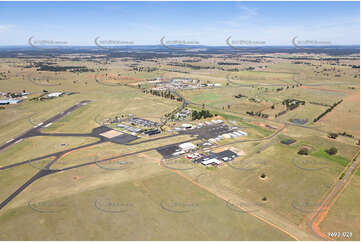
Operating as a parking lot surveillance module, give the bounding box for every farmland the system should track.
[0,46,359,241]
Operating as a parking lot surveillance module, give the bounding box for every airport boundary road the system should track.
[310,152,360,240]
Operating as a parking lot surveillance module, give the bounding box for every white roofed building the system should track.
[179,142,197,152]
[48,92,63,97]
[201,158,221,166]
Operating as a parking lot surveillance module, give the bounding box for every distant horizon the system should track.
[0,44,359,47]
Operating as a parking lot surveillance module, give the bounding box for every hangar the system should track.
[201,158,221,166]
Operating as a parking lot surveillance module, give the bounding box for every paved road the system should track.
[0,120,286,211]
[127,133,182,146]
[0,136,198,210]
[0,168,57,210]
[0,139,106,210]
[0,100,91,152]
[0,140,104,171]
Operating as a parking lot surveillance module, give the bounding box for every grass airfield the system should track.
[0,53,359,240]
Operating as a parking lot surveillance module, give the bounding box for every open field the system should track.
[319,91,360,137]
[186,141,350,226]
[319,172,360,241]
[0,136,99,167]
[0,161,294,241]
[0,48,359,240]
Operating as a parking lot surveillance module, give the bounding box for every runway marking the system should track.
[6,139,14,143]
[14,139,23,144]
[44,123,52,128]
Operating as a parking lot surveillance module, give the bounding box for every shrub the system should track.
[339,173,345,180]
[325,147,338,155]
[328,133,338,139]
[298,148,309,155]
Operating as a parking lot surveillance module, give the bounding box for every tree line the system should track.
[143,89,183,102]
[313,99,343,123]
[191,110,213,120]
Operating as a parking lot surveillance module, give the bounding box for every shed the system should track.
[201,158,221,166]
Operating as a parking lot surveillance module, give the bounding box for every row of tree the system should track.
[338,131,354,138]
[143,89,183,102]
[275,110,287,118]
[313,99,343,123]
[246,111,269,119]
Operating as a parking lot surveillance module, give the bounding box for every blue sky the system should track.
[0,1,359,46]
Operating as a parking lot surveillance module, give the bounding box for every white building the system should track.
[201,158,221,166]
[179,142,197,152]
[237,131,248,136]
[0,99,23,104]
[208,138,217,143]
[48,92,63,97]
[173,150,185,156]
[181,123,193,129]
[222,134,232,139]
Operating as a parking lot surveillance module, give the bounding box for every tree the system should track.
[191,110,198,120]
[298,148,309,155]
[328,133,338,139]
[325,147,338,155]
